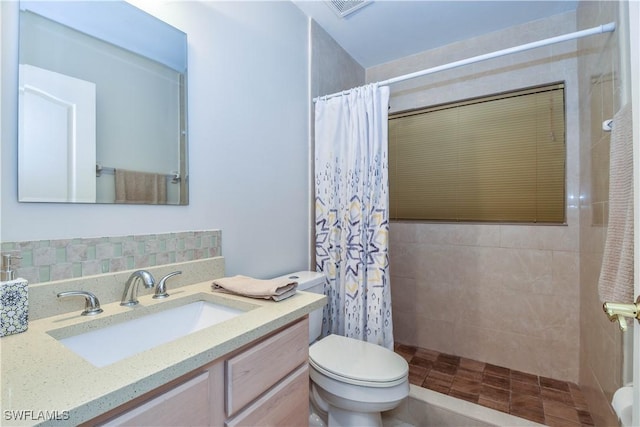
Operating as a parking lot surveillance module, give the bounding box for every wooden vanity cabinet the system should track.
[225,317,309,426]
[88,317,309,427]
[226,364,309,427]
[98,371,212,426]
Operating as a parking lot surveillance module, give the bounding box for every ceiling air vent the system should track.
[325,0,372,18]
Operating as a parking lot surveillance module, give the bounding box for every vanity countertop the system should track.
[0,280,326,426]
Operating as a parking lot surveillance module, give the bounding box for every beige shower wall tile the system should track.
[389,242,422,280]
[591,134,611,209]
[587,292,621,352]
[525,11,576,43]
[499,224,579,251]
[415,223,501,247]
[551,37,579,59]
[453,323,579,382]
[414,315,458,356]
[579,351,620,427]
[471,47,518,75]
[389,222,420,244]
[581,314,623,399]
[579,201,593,230]
[580,235,623,404]
[580,249,605,316]
[601,201,610,227]
[566,201,581,229]
[590,77,606,144]
[412,244,457,283]
[592,43,616,99]
[583,271,604,318]
[601,73,616,123]
[487,247,553,293]
[411,244,491,289]
[551,251,580,297]
[408,273,579,359]
[498,58,575,93]
[390,276,418,316]
[579,225,606,255]
[577,0,601,28]
[393,310,417,346]
[590,91,610,214]
[415,244,489,287]
[421,245,553,294]
[472,247,515,288]
[414,280,467,324]
[457,285,578,343]
[407,243,575,297]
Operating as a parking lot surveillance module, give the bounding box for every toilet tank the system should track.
[274,271,326,343]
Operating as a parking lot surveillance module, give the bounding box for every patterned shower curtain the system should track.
[314,83,394,349]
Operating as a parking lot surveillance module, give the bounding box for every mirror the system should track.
[18,1,188,205]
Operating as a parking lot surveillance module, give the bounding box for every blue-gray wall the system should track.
[1,1,312,278]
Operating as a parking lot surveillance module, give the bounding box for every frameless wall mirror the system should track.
[18,1,188,205]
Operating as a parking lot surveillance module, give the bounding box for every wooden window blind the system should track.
[388,83,566,223]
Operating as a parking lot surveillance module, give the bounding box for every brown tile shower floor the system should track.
[395,344,595,427]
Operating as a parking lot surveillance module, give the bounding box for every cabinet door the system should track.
[99,372,209,426]
[226,364,309,427]
[226,318,308,416]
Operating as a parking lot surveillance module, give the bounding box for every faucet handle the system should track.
[57,291,103,316]
[153,271,182,299]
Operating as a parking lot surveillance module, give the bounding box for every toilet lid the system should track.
[309,334,408,387]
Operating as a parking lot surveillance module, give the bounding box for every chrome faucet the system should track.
[153,271,182,299]
[120,270,155,306]
[57,291,103,316]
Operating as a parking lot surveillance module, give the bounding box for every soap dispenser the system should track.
[0,254,28,337]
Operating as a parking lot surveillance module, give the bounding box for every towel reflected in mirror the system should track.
[115,169,168,204]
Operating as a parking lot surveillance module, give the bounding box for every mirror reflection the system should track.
[18,1,188,205]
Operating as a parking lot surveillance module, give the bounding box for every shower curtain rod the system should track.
[313,22,616,102]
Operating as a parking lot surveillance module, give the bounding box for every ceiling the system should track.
[292,1,578,68]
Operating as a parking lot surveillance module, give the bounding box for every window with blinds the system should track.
[388,83,566,223]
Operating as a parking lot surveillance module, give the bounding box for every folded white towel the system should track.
[212,275,298,301]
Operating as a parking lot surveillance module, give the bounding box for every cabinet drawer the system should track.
[226,364,309,427]
[99,371,209,426]
[226,318,308,416]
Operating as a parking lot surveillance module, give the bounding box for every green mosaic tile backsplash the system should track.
[1,230,221,284]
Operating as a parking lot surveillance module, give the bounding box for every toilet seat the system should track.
[309,334,408,387]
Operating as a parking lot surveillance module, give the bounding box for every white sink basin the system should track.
[57,301,244,367]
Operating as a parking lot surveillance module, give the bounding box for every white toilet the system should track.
[280,271,409,427]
